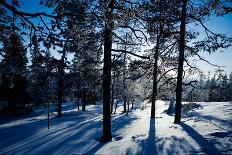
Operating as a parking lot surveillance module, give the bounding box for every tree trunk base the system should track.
[100,135,112,142]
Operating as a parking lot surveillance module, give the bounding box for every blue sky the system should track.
[192,15,232,76]
[12,0,232,75]
[17,0,52,13]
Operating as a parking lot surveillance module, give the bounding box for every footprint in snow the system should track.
[131,134,147,143]
[113,135,123,141]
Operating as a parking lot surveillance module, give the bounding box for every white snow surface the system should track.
[0,101,231,155]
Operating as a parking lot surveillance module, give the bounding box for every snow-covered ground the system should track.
[0,101,231,155]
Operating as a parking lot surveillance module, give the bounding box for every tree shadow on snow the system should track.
[125,119,199,155]
[180,122,223,155]
[0,115,101,154]
[0,110,139,155]
[125,118,157,155]
[155,136,199,155]
[190,113,232,130]
[0,110,103,152]
[139,118,157,154]
[0,119,47,150]
[125,119,212,155]
[86,114,140,154]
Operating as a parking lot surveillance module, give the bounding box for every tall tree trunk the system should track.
[111,69,116,114]
[151,35,160,119]
[123,52,127,113]
[57,51,65,117]
[77,73,80,111]
[57,61,64,117]
[126,100,130,115]
[102,0,114,142]
[131,98,134,110]
[174,0,187,124]
[47,102,50,129]
[82,88,86,111]
[114,99,118,114]
[123,34,129,113]
[46,52,51,127]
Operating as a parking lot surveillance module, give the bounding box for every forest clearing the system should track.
[0,101,231,154]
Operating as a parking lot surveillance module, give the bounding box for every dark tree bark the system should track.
[114,99,119,114]
[123,53,127,113]
[126,100,130,115]
[111,68,116,114]
[102,0,114,142]
[82,88,86,111]
[57,66,63,117]
[46,53,52,128]
[102,29,113,141]
[57,73,62,116]
[47,102,50,129]
[174,0,187,124]
[77,72,80,111]
[151,35,160,119]
[131,99,134,110]
[57,52,65,117]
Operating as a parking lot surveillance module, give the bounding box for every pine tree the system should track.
[208,77,218,101]
[101,0,114,141]
[29,34,47,106]
[174,0,187,124]
[143,0,180,118]
[221,74,229,101]
[229,72,232,101]
[0,33,29,115]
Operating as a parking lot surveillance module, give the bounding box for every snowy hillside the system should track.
[0,101,231,155]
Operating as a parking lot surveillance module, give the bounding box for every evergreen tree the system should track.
[229,72,232,101]
[0,33,29,115]
[144,0,180,118]
[174,0,232,123]
[174,0,187,124]
[221,74,229,101]
[29,34,47,106]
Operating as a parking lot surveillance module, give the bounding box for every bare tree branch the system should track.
[0,0,56,18]
[157,67,178,83]
[184,58,199,70]
[113,32,140,46]
[118,25,149,45]
[185,45,224,68]
[157,77,176,93]
[19,16,36,30]
[111,49,149,59]
[39,16,50,32]
[183,80,197,86]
